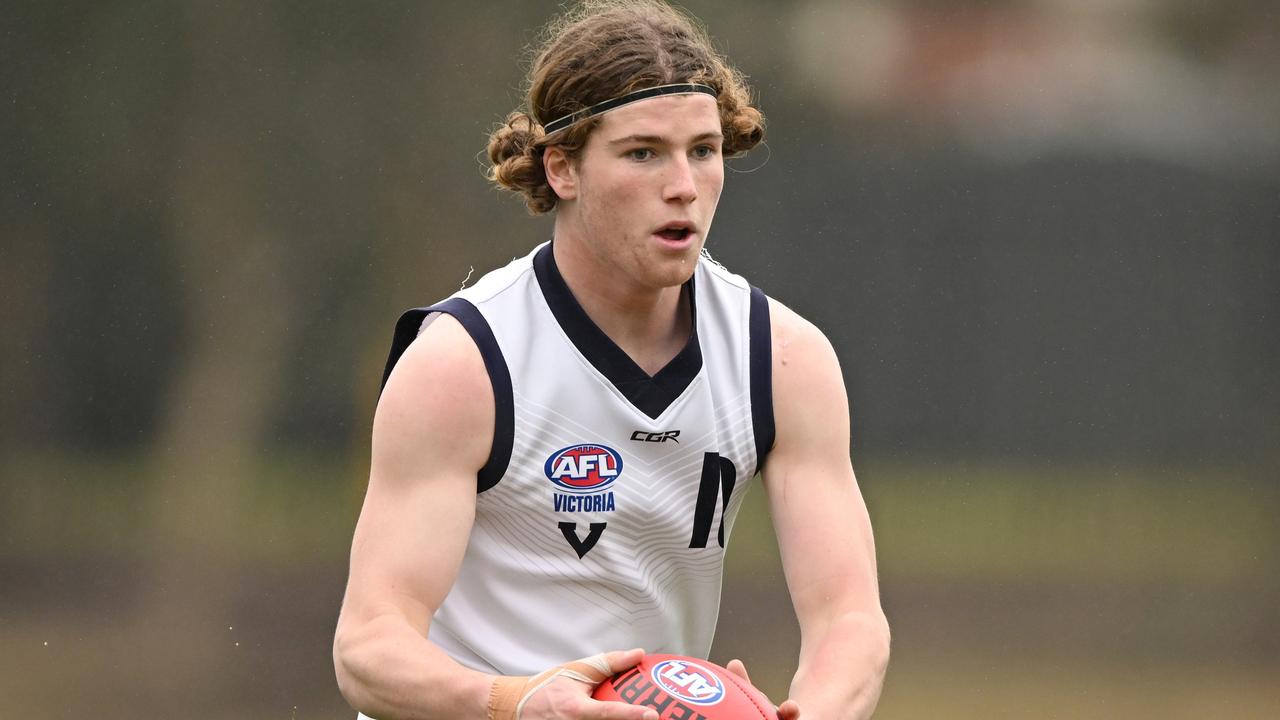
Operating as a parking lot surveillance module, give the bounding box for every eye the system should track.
[627,148,656,161]
[691,144,720,160]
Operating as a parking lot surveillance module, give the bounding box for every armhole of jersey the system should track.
[749,287,775,476]
[379,298,515,494]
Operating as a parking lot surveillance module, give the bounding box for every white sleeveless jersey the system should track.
[377,242,774,678]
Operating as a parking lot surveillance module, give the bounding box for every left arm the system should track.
[760,298,890,720]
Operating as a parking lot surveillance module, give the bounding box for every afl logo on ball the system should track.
[544,444,623,494]
[650,659,726,706]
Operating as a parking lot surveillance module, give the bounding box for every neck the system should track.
[551,235,691,376]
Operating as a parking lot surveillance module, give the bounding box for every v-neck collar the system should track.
[533,243,703,419]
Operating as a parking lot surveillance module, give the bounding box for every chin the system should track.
[650,258,698,289]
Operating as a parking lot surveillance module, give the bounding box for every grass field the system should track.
[713,457,1280,719]
[2,453,1276,718]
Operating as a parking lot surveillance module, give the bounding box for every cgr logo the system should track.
[650,659,725,706]
[630,430,680,443]
[544,444,623,494]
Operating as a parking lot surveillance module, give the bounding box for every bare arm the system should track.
[762,299,890,720]
[333,313,496,719]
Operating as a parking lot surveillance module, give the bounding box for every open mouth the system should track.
[655,225,694,242]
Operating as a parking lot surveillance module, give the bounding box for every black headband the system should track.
[541,83,718,135]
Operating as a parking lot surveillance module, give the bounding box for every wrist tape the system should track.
[487,654,613,720]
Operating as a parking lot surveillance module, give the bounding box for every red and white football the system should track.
[593,654,778,720]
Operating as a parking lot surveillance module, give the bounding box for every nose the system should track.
[663,155,698,204]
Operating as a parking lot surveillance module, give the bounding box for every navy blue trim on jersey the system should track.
[749,286,775,475]
[533,243,702,420]
[380,299,515,494]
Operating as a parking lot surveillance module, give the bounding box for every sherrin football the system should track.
[593,654,779,720]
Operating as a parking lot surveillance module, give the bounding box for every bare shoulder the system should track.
[766,297,844,400]
[764,297,849,457]
[766,297,838,363]
[372,313,495,486]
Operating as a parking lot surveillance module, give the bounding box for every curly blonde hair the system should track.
[487,0,766,214]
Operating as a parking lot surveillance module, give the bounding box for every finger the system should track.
[561,648,642,686]
[558,649,645,688]
[583,697,659,720]
[725,658,752,684]
[777,699,801,720]
[599,647,646,675]
[561,659,612,685]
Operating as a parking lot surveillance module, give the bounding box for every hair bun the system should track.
[486,111,558,214]
[487,111,545,164]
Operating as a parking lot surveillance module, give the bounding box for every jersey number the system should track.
[689,452,736,549]
[558,452,737,557]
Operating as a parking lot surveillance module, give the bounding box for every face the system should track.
[547,93,725,291]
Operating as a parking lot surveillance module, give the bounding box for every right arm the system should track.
[333,313,496,719]
[333,314,656,720]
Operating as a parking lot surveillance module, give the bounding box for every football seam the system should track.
[717,668,774,720]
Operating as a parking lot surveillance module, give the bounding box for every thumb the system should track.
[777,699,801,720]
[598,648,647,677]
[725,658,752,685]
[554,650,639,687]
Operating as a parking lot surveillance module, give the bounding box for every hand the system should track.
[725,658,801,720]
[493,648,659,720]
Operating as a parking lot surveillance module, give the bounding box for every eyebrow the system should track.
[606,131,724,146]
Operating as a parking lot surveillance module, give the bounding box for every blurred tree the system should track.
[137,1,306,696]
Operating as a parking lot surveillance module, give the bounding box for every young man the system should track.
[333,3,889,719]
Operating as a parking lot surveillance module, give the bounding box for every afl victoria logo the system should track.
[650,659,726,706]
[544,444,623,494]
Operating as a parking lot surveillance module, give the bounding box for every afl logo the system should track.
[650,659,726,706]
[544,444,623,494]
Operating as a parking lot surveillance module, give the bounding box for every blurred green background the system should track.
[2,1,1277,718]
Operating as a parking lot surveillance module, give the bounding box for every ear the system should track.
[543,146,578,201]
